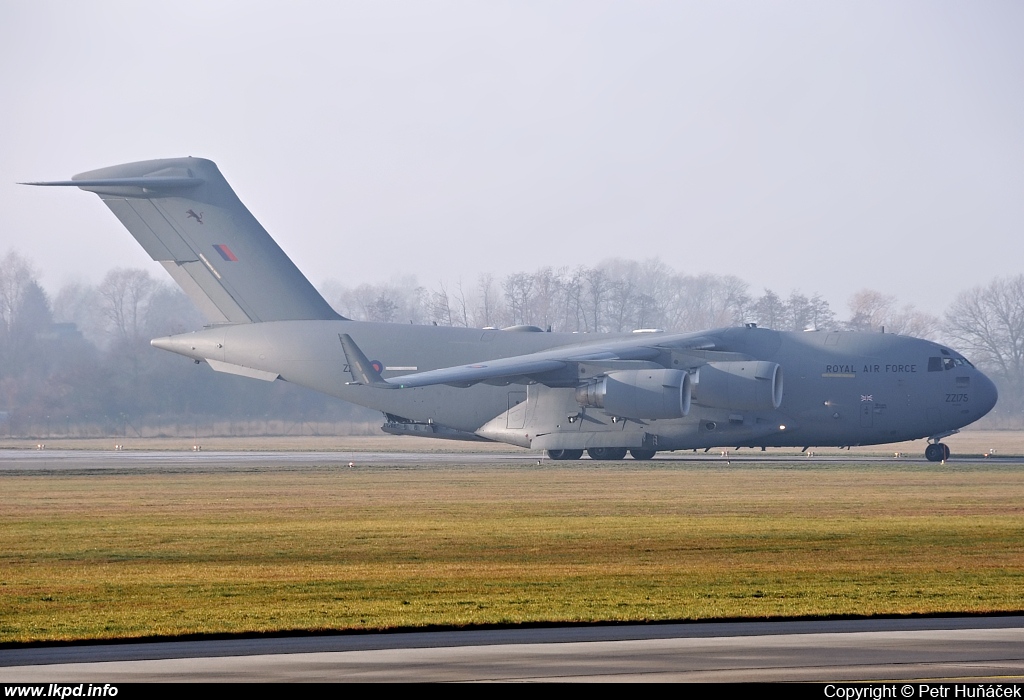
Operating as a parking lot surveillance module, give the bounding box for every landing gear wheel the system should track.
[547,449,583,461]
[629,449,657,461]
[587,447,628,461]
[925,443,950,462]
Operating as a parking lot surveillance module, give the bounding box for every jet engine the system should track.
[575,369,691,420]
[691,361,783,411]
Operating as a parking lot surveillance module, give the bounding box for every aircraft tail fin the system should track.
[25,157,343,324]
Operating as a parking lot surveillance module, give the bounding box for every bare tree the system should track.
[847,289,938,338]
[144,284,205,337]
[720,275,752,326]
[529,267,560,331]
[0,250,37,336]
[429,282,454,326]
[847,289,895,332]
[660,273,745,331]
[327,277,428,324]
[585,267,609,332]
[560,266,587,332]
[98,268,156,344]
[476,273,497,328]
[884,306,940,339]
[503,272,535,326]
[452,279,471,327]
[53,281,106,346]
[601,260,641,333]
[945,275,1024,412]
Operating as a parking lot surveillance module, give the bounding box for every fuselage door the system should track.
[506,391,528,429]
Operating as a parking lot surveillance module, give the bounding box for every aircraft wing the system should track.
[340,332,717,389]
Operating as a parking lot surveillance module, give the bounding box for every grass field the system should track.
[2,457,1023,644]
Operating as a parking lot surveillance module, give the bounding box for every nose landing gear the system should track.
[925,442,950,462]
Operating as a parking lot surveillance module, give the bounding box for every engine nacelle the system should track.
[575,369,691,420]
[692,360,783,411]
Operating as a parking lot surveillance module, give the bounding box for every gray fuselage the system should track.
[28,156,997,456]
[153,321,997,452]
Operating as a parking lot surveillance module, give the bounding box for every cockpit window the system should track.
[929,355,974,371]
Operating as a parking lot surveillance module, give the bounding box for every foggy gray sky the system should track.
[2,1,1022,318]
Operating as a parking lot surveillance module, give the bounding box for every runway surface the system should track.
[2,617,1023,682]
[1,448,1020,471]
[0,448,538,470]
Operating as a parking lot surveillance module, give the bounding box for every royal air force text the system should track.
[825,365,918,374]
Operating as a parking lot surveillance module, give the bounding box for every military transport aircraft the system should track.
[26,157,998,461]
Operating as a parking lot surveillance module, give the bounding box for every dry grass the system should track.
[2,461,1023,643]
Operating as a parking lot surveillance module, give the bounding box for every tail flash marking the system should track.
[213,244,238,261]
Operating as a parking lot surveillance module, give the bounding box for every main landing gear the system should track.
[544,448,658,461]
[925,442,950,462]
[546,449,583,460]
[586,447,628,460]
[628,449,656,461]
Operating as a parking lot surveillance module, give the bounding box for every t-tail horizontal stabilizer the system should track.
[23,158,344,325]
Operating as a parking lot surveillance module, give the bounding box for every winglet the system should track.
[339,334,397,388]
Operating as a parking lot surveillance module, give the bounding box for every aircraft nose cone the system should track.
[975,370,998,418]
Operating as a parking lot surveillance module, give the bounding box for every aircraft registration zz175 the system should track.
[25,157,998,462]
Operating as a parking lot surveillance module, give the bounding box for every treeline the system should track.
[323,260,940,336]
[0,251,373,437]
[1,249,1021,435]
